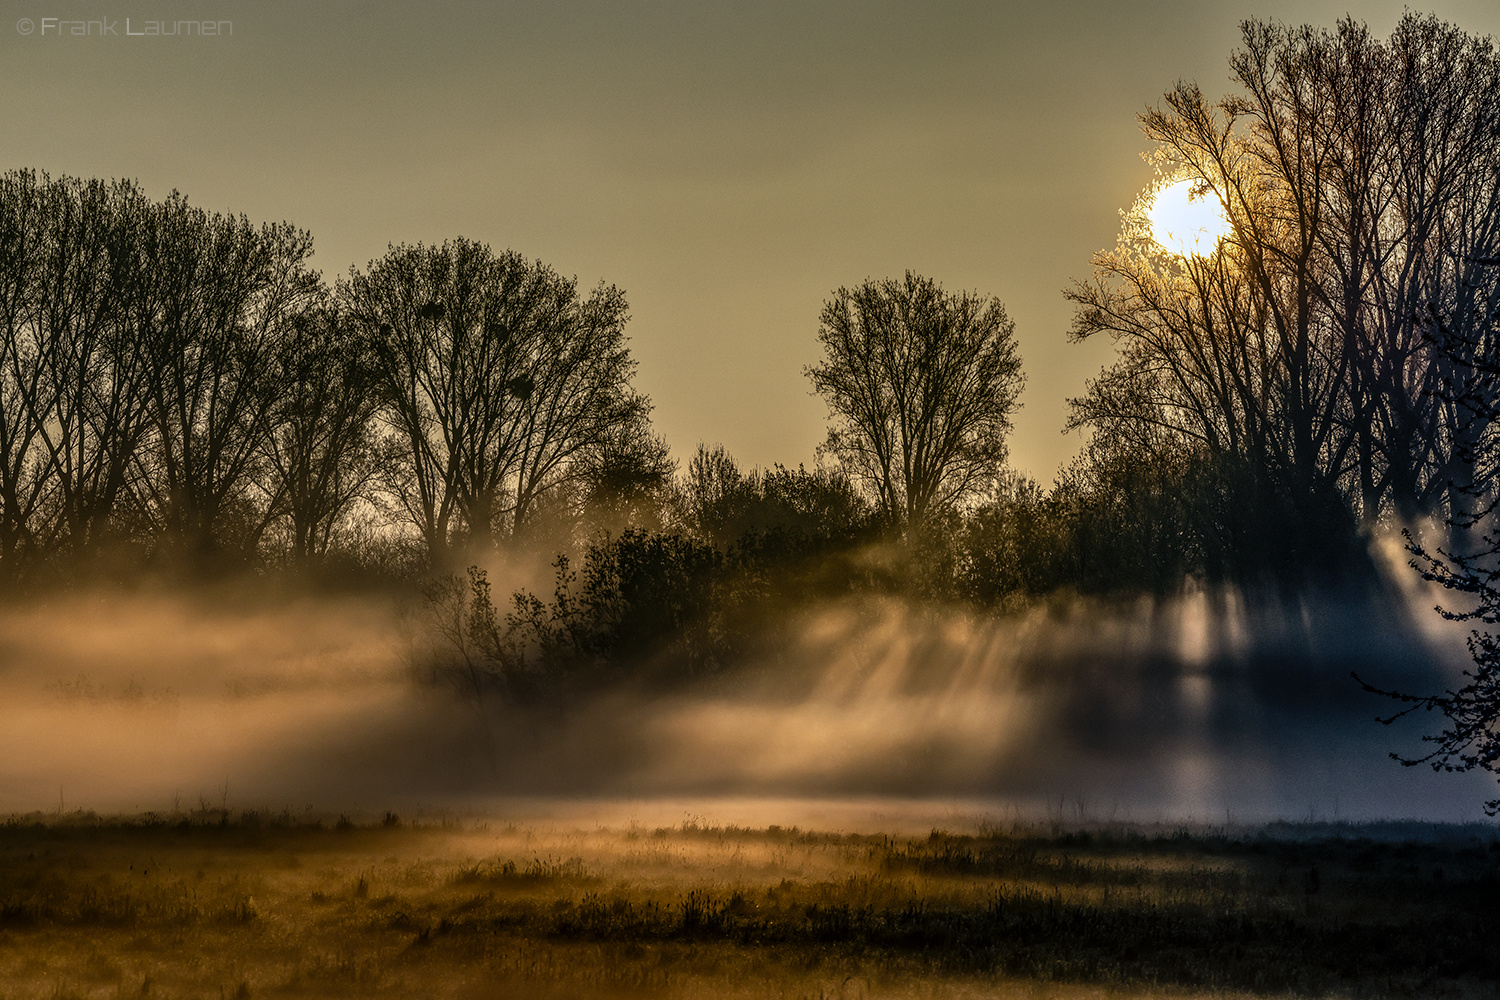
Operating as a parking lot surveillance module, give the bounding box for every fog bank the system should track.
[0,570,1492,824]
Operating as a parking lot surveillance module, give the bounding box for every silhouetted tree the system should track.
[572,423,676,536]
[806,272,1024,530]
[680,443,748,545]
[1062,429,1215,591]
[959,474,1076,602]
[1360,534,1500,814]
[0,170,55,576]
[756,462,874,543]
[343,240,650,564]
[131,195,320,566]
[677,443,875,548]
[1353,36,1500,807]
[261,299,390,564]
[1068,13,1500,582]
[451,530,728,693]
[27,174,157,564]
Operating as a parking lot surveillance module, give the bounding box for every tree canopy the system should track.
[341,240,652,562]
[1067,13,1500,582]
[806,272,1024,530]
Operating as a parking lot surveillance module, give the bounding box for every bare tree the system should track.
[130,195,320,564]
[1069,84,1357,569]
[27,175,158,563]
[806,272,1024,529]
[0,170,52,577]
[260,298,390,564]
[1068,14,1500,572]
[343,239,650,564]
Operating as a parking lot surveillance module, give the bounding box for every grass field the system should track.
[0,809,1495,999]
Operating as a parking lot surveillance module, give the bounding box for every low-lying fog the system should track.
[1,545,1494,825]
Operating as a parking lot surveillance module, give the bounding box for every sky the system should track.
[5,0,1500,483]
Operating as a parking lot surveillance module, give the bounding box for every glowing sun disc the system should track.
[1149,179,1231,257]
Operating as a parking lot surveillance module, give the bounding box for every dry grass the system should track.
[0,811,1494,999]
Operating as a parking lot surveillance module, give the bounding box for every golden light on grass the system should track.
[0,812,1492,998]
[1148,178,1231,257]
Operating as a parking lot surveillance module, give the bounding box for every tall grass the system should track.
[0,812,1493,998]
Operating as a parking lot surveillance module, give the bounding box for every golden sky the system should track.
[5,0,1499,482]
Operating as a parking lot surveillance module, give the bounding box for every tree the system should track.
[0,170,58,576]
[1064,11,1500,806]
[677,443,873,548]
[806,272,1024,529]
[1067,14,1500,582]
[131,194,320,565]
[1359,534,1500,814]
[0,170,328,577]
[342,239,651,564]
[959,474,1075,602]
[260,298,390,564]
[679,443,748,545]
[26,174,157,565]
[571,422,676,537]
[1352,15,1500,807]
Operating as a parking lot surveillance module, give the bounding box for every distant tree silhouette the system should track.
[23,174,160,566]
[680,443,747,545]
[0,170,327,575]
[959,474,1073,602]
[678,443,874,548]
[342,240,650,564]
[806,272,1024,530]
[571,422,676,536]
[0,175,680,581]
[260,298,390,564]
[0,170,63,575]
[131,195,320,565]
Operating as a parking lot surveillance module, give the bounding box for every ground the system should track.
[0,810,1495,999]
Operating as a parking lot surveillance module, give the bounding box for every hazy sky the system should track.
[6,0,1500,482]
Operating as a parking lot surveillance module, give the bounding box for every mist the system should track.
[2,545,1491,826]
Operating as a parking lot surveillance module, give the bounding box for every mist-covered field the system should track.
[0,808,1496,999]
[9,9,1500,997]
[0,553,1495,998]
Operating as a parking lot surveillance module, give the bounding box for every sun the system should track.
[1148,178,1231,257]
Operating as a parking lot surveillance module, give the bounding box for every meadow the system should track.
[0,809,1494,999]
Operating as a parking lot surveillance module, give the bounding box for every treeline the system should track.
[415,14,1500,700]
[415,438,1308,699]
[0,171,319,578]
[0,168,1158,609]
[4,16,1499,618]
[0,170,671,583]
